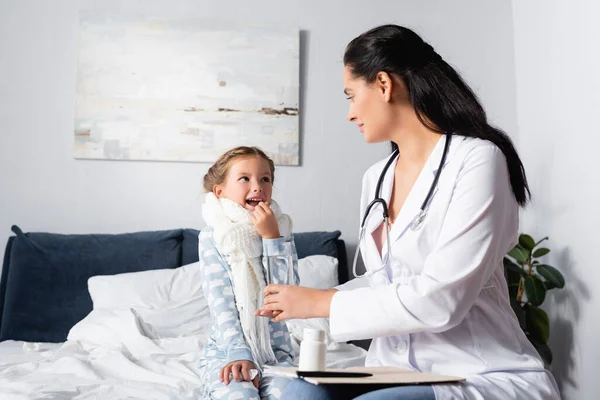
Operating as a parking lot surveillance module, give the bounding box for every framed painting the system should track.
[74,12,299,165]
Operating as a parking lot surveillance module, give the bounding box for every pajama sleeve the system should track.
[199,230,254,364]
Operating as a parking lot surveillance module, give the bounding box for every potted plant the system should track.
[503,234,565,366]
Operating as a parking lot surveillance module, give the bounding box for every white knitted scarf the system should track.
[201,192,292,368]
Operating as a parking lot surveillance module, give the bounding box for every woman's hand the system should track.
[220,360,259,388]
[252,202,281,239]
[255,284,338,322]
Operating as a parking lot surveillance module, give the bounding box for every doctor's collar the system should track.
[428,133,460,174]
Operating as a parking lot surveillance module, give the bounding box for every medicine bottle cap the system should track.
[303,328,325,342]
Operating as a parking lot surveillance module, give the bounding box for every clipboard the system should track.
[264,366,465,386]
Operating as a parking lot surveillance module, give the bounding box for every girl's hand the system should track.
[220,360,259,388]
[252,202,281,239]
[256,284,338,322]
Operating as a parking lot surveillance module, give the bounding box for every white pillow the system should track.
[297,255,339,289]
[87,261,209,339]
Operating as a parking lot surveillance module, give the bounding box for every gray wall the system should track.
[0,0,518,271]
[512,1,600,398]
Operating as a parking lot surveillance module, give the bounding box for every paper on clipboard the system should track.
[264,366,465,386]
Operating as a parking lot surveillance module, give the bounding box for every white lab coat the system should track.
[331,135,560,400]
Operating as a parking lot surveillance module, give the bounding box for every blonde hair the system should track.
[203,146,275,193]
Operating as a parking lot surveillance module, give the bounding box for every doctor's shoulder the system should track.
[451,136,514,193]
[455,136,508,168]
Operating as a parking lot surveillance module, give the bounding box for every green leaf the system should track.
[504,258,522,287]
[544,280,557,290]
[519,234,535,250]
[526,305,550,343]
[530,338,553,365]
[508,246,529,264]
[504,258,522,274]
[536,264,565,289]
[532,248,550,258]
[508,283,520,299]
[506,270,521,287]
[511,298,526,328]
[524,276,546,306]
[536,343,553,366]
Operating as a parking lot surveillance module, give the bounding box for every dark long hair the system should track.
[344,25,530,206]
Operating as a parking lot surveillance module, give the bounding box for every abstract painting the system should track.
[74,12,299,165]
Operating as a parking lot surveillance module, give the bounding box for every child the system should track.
[198,146,299,400]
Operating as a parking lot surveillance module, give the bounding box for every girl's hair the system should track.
[203,146,275,193]
[344,24,530,206]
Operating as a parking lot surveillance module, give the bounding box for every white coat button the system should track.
[396,340,408,352]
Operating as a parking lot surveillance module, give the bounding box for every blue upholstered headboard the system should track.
[0,226,347,343]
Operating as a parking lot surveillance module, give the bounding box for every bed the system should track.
[0,226,366,399]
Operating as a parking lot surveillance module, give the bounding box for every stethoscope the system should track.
[352,133,452,278]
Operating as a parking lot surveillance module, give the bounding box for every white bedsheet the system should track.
[0,311,367,399]
[0,309,208,399]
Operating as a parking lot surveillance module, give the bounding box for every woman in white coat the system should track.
[258,25,561,400]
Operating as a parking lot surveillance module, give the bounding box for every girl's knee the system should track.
[280,378,334,400]
[353,385,436,400]
[261,376,293,399]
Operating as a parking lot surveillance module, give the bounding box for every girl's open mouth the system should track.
[246,198,263,207]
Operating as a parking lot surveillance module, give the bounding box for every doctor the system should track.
[258,24,561,400]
